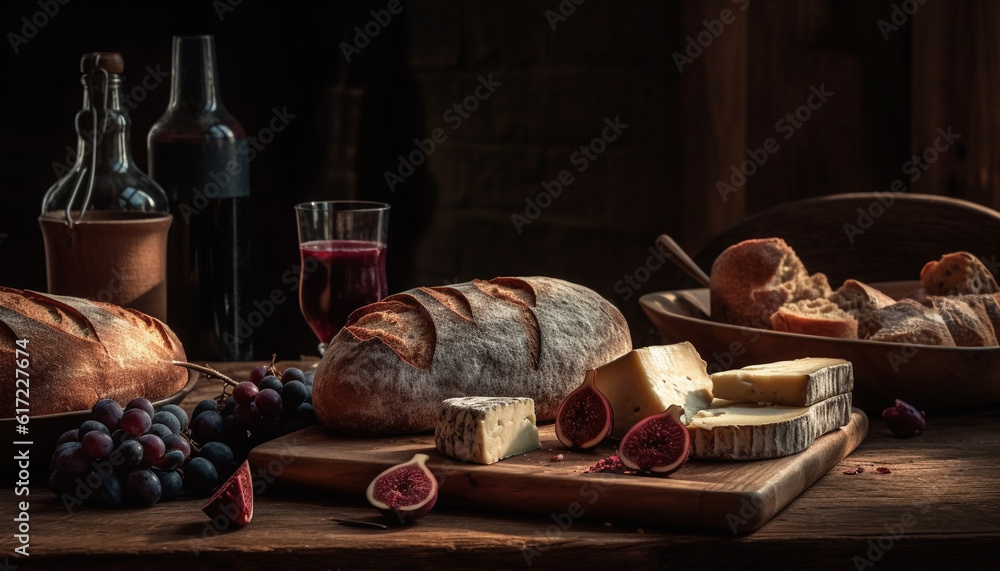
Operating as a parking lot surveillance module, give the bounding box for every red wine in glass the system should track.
[299,239,388,345]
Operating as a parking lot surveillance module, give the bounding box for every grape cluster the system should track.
[48,364,316,508]
[189,365,316,464]
[49,397,195,507]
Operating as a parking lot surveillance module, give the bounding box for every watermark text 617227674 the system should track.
[13,338,33,557]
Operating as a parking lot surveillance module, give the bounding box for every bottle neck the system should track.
[167,35,223,111]
[76,73,133,170]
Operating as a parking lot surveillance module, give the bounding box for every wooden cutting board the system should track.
[249,409,868,533]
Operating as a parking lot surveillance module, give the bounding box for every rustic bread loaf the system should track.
[865,299,957,346]
[0,288,189,417]
[312,277,632,435]
[710,238,832,329]
[769,298,859,339]
[921,252,1000,295]
[928,295,998,347]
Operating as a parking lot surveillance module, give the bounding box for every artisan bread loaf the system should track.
[312,277,632,435]
[710,238,831,329]
[865,299,956,346]
[0,288,188,417]
[928,295,998,347]
[920,252,1000,295]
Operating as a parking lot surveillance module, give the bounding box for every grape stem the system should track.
[171,361,239,387]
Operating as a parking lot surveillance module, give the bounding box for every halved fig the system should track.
[555,369,613,450]
[201,460,253,527]
[618,405,690,475]
[366,453,438,524]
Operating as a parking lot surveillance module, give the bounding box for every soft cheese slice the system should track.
[688,393,853,460]
[594,342,714,437]
[434,397,540,464]
[710,357,853,406]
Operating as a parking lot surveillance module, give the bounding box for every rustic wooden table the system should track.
[4,361,999,570]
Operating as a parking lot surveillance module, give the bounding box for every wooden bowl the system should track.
[639,281,1000,413]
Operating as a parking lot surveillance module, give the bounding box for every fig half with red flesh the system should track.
[201,460,254,527]
[555,369,614,450]
[366,453,438,524]
[618,405,690,475]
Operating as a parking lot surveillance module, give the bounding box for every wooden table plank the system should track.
[3,361,997,569]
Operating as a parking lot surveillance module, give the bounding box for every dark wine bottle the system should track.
[148,35,251,360]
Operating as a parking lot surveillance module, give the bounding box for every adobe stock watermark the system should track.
[877,0,929,41]
[340,0,413,62]
[180,106,296,223]
[511,115,628,234]
[613,240,673,302]
[673,0,749,73]
[521,477,612,566]
[384,74,502,192]
[544,0,586,31]
[842,126,959,244]
[213,0,243,21]
[717,84,833,202]
[222,254,319,355]
[7,0,71,54]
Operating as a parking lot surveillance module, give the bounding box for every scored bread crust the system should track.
[866,299,957,346]
[0,288,188,417]
[710,238,831,329]
[312,277,633,436]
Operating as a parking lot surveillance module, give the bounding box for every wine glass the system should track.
[294,201,389,355]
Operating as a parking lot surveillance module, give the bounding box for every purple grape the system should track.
[78,419,110,439]
[249,364,270,386]
[255,388,282,417]
[125,397,155,417]
[50,441,82,467]
[184,457,218,494]
[198,441,234,476]
[81,430,114,459]
[282,380,308,409]
[233,403,257,428]
[146,423,173,440]
[258,375,283,393]
[191,411,224,443]
[295,402,317,424]
[125,469,162,506]
[94,471,124,506]
[115,439,144,468]
[233,381,259,406]
[92,398,124,430]
[280,367,307,385]
[49,469,77,496]
[121,409,152,436]
[56,428,79,447]
[153,449,185,471]
[162,433,191,458]
[222,395,237,416]
[159,404,189,431]
[54,447,92,477]
[152,411,181,434]
[155,469,183,501]
[137,434,166,463]
[192,399,219,422]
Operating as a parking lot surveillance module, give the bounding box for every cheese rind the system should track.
[595,342,714,437]
[710,357,853,407]
[688,393,853,460]
[434,397,540,464]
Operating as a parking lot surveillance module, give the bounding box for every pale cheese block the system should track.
[594,342,714,438]
[709,357,853,407]
[688,393,853,460]
[434,397,541,464]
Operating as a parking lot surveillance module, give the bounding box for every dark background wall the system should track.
[1,0,998,360]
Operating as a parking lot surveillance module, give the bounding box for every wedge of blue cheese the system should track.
[435,397,541,464]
